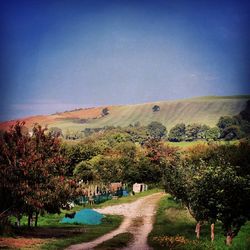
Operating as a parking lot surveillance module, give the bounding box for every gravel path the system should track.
[65,192,164,250]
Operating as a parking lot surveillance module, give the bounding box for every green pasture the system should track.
[49,96,248,134]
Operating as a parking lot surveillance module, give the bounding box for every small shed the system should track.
[133,183,148,193]
[110,182,122,192]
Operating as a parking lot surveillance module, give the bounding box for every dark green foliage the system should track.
[217,116,239,130]
[83,128,103,137]
[185,123,206,141]
[168,123,186,142]
[152,105,160,112]
[73,161,95,182]
[221,125,243,140]
[163,142,250,244]
[205,127,220,141]
[147,121,167,140]
[217,116,240,140]
[216,102,250,140]
[239,100,250,122]
[102,107,109,116]
[49,127,63,137]
[61,140,100,175]
[124,126,148,144]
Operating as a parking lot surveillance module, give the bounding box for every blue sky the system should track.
[0,0,249,121]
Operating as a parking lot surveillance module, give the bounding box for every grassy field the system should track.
[148,195,250,250]
[165,140,239,149]
[1,96,248,133]
[54,96,249,133]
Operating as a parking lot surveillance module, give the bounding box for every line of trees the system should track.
[163,142,250,245]
[80,113,249,143]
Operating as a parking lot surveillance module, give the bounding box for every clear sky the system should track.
[0,0,249,121]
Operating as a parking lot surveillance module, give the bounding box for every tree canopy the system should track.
[0,122,77,226]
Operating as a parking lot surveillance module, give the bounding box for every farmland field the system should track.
[1,96,249,134]
[52,96,249,133]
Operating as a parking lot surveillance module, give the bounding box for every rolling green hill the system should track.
[1,95,249,133]
[52,95,249,132]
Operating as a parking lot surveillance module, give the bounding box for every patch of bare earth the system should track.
[0,237,46,249]
[0,227,86,249]
[66,192,164,250]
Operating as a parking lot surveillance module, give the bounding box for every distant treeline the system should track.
[58,100,250,142]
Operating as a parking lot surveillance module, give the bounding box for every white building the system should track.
[132,183,148,193]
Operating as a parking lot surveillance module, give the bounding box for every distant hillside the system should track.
[1,95,249,132]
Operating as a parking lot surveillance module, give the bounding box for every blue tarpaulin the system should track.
[122,190,129,196]
[61,209,104,225]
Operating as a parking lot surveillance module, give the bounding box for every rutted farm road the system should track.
[65,192,164,250]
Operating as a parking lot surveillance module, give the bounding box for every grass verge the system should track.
[94,232,133,250]
[148,195,250,250]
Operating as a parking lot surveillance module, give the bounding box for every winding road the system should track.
[65,192,164,250]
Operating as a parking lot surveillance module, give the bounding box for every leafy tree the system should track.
[147,121,167,140]
[125,126,148,144]
[83,127,103,137]
[152,105,160,112]
[102,107,109,116]
[142,139,179,184]
[221,125,243,140]
[217,116,239,130]
[106,132,130,145]
[163,142,250,245]
[185,123,203,141]
[93,156,124,184]
[61,139,101,176]
[197,124,210,139]
[0,122,77,227]
[239,100,250,122]
[49,127,63,137]
[205,127,220,141]
[73,160,95,182]
[168,123,186,142]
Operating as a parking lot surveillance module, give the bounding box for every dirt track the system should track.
[65,192,164,250]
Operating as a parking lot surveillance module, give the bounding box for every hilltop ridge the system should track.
[0,95,249,132]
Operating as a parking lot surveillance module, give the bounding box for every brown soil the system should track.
[0,106,109,131]
[0,237,46,249]
[0,227,85,249]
